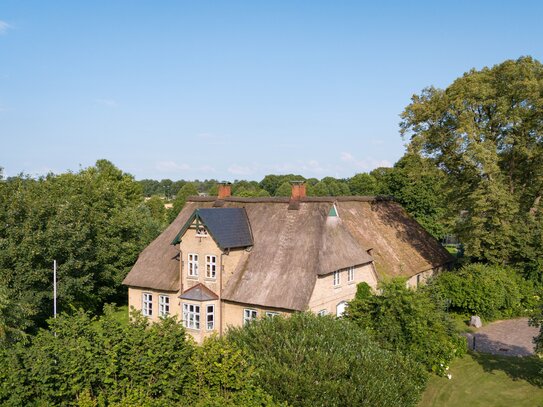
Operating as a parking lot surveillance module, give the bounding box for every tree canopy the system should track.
[401,56,543,267]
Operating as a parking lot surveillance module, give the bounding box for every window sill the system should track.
[187,276,199,280]
[204,278,217,281]
[333,285,341,289]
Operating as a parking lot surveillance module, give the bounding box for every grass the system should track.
[419,352,543,407]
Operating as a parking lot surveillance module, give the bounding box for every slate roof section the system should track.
[172,207,253,250]
[179,283,219,301]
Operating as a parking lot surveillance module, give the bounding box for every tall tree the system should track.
[401,56,543,265]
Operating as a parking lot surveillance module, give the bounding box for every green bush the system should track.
[227,312,427,407]
[0,306,193,406]
[428,263,535,320]
[346,280,466,376]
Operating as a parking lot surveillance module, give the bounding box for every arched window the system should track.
[336,301,348,317]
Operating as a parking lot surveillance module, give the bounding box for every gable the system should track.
[171,207,254,250]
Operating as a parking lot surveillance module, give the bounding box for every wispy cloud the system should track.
[0,20,11,35]
[95,98,118,108]
[340,152,391,171]
[155,161,216,174]
[228,164,254,175]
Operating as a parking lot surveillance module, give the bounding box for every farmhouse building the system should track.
[123,182,452,342]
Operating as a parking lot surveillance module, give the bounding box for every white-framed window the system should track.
[206,304,215,330]
[158,295,170,317]
[347,267,355,282]
[336,301,348,317]
[183,303,200,329]
[333,270,341,287]
[243,309,257,325]
[206,255,217,279]
[188,253,199,277]
[318,309,327,316]
[142,293,153,317]
[266,311,279,318]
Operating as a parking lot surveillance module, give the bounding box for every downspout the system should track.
[219,251,225,337]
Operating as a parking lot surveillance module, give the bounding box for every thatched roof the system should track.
[123,196,452,309]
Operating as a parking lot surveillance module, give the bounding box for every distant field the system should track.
[419,353,543,407]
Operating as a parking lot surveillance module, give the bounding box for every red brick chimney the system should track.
[290,181,306,200]
[218,182,231,199]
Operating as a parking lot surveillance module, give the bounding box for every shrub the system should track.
[227,312,427,407]
[428,263,535,320]
[347,280,466,376]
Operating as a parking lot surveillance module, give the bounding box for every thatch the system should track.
[338,200,453,278]
[123,195,452,309]
[122,201,214,291]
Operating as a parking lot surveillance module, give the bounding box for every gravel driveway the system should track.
[465,318,539,357]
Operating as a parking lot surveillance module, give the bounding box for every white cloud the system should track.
[95,98,118,108]
[0,21,11,35]
[155,161,216,174]
[340,152,391,171]
[228,164,254,175]
[156,161,190,172]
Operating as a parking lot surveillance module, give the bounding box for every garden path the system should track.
[465,318,539,357]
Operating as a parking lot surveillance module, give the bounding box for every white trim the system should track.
[183,303,200,330]
[158,294,170,317]
[205,254,217,279]
[265,311,279,318]
[333,270,341,287]
[243,309,257,325]
[142,292,153,317]
[206,304,215,330]
[318,309,327,316]
[188,253,199,277]
[347,266,355,283]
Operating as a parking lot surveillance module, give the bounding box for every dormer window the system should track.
[328,204,339,217]
[196,226,208,237]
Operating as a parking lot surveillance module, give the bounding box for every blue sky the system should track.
[1,1,542,181]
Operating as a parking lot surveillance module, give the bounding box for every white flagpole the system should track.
[53,260,57,318]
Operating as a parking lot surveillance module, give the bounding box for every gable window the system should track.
[243,309,257,325]
[158,295,170,317]
[333,270,341,287]
[266,311,279,318]
[206,255,217,279]
[347,267,355,283]
[183,303,200,329]
[188,253,199,277]
[206,304,215,330]
[142,293,153,317]
[196,225,208,237]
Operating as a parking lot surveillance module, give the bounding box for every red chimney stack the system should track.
[218,182,231,199]
[290,181,306,200]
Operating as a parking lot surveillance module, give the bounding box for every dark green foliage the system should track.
[0,284,32,345]
[169,182,199,222]
[227,312,427,407]
[0,307,193,406]
[348,173,380,195]
[143,195,167,227]
[428,264,535,320]
[0,160,161,329]
[186,336,282,407]
[260,174,305,196]
[346,280,467,376]
[381,153,450,239]
[0,307,280,406]
[401,56,543,266]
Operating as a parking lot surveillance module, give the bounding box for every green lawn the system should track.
[419,353,543,407]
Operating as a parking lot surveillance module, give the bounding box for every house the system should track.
[123,182,452,342]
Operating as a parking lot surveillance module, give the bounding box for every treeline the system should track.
[142,154,449,239]
[0,160,162,335]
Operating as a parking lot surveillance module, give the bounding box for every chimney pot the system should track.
[290,181,306,200]
[218,182,231,199]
